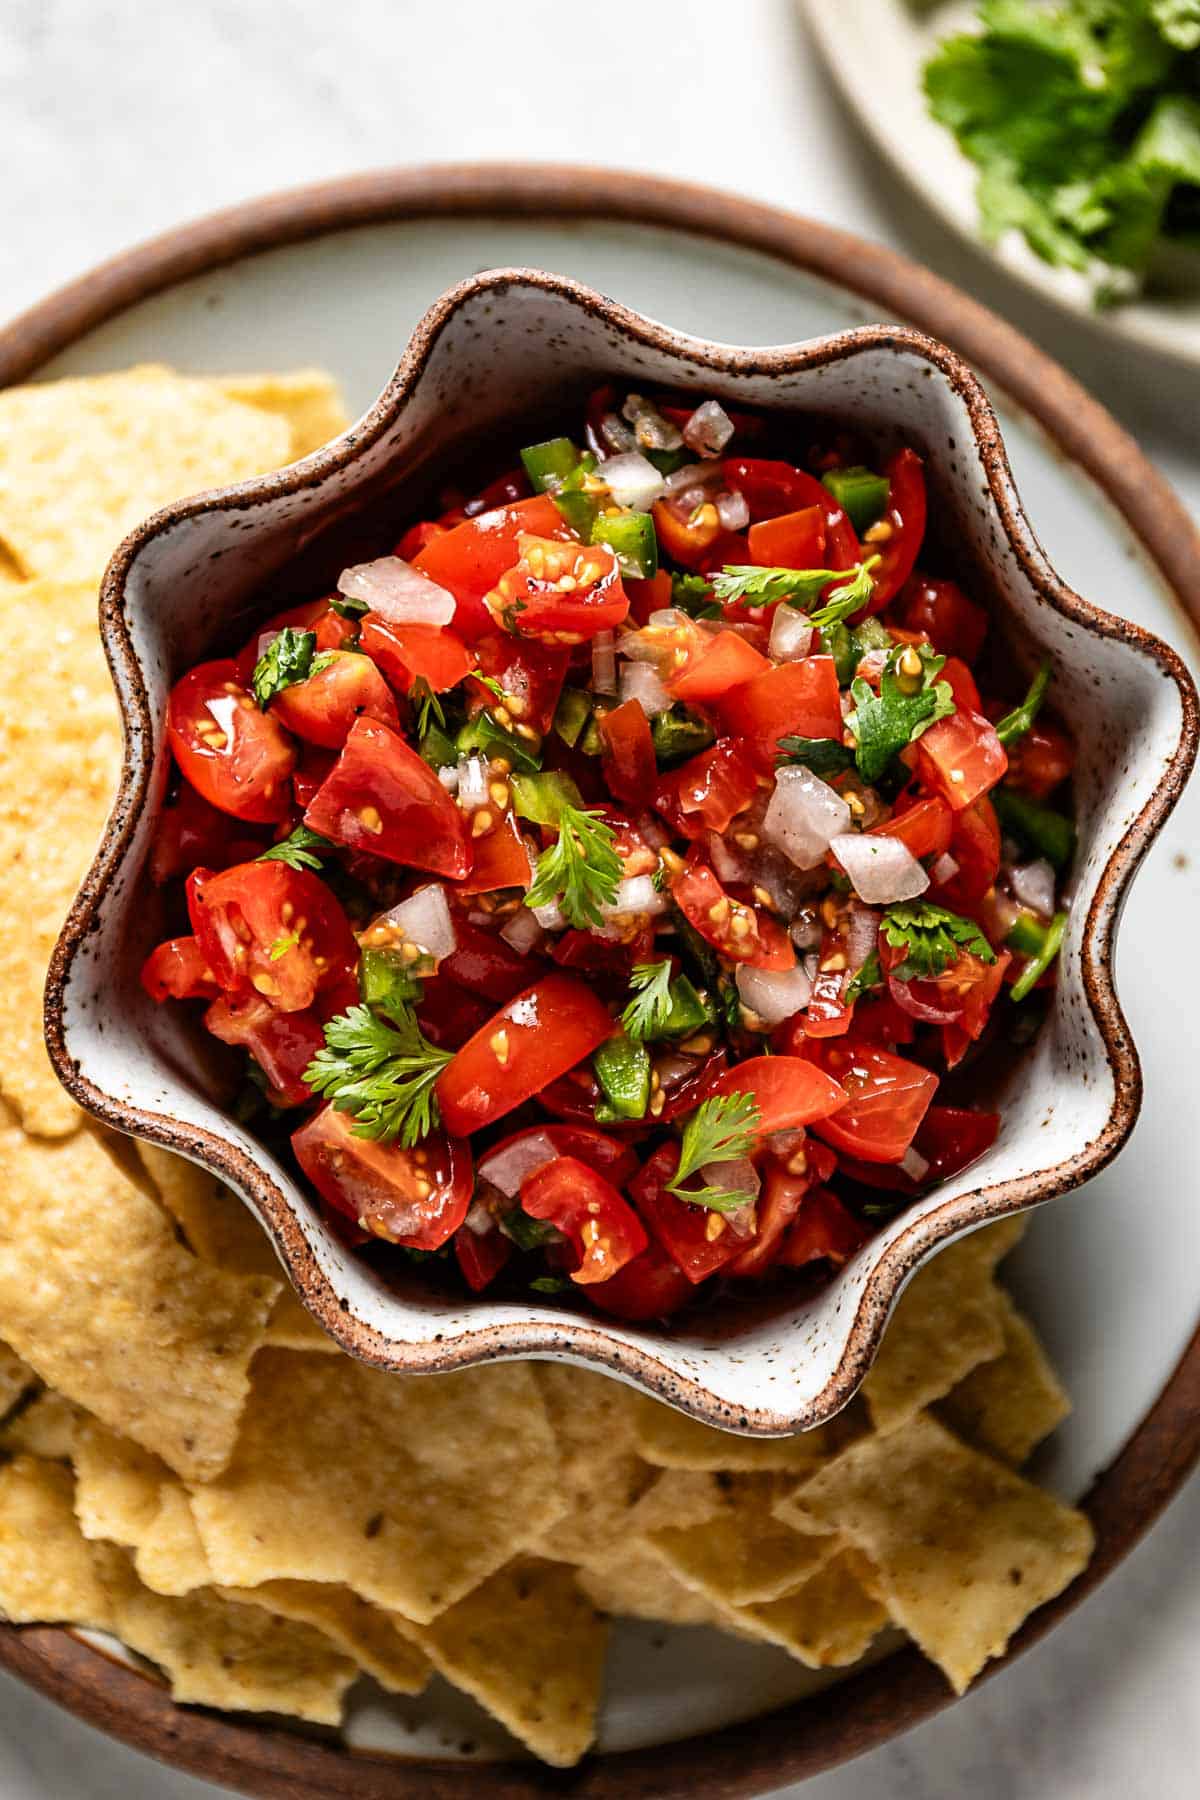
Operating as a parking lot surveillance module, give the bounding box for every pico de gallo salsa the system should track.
[142,388,1076,1322]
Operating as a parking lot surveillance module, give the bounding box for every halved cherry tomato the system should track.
[747,505,826,571]
[435,973,616,1137]
[487,535,629,644]
[894,574,987,663]
[454,1222,513,1293]
[914,710,1008,811]
[725,1157,826,1280]
[414,974,494,1050]
[651,498,724,570]
[453,813,532,895]
[465,633,570,734]
[599,699,657,809]
[466,467,531,514]
[708,1056,848,1135]
[413,494,571,640]
[205,993,325,1106]
[838,1103,1000,1196]
[804,1041,938,1163]
[668,630,771,705]
[653,739,761,840]
[270,649,399,749]
[587,1239,694,1320]
[140,936,219,1003]
[629,1143,749,1284]
[292,1107,471,1249]
[168,660,296,824]
[1003,716,1074,800]
[149,783,266,884]
[521,1156,648,1285]
[860,450,926,614]
[539,1048,727,1129]
[441,919,544,1005]
[841,991,916,1048]
[624,569,674,628]
[187,861,358,1013]
[938,949,1011,1068]
[233,599,357,685]
[716,656,843,755]
[304,716,471,878]
[723,458,862,574]
[670,859,795,970]
[929,796,1001,910]
[777,1187,868,1268]
[359,617,473,695]
[870,794,953,861]
[292,747,337,810]
[483,1124,640,1192]
[799,921,854,1039]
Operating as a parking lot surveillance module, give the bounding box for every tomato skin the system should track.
[838,1104,1000,1196]
[485,1124,640,1192]
[435,973,616,1138]
[304,716,472,879]
[587,1239,694,1320]
[653,739,761,840]
[668,630,771,705]
[716,656,843,755]
[140,936,219,1003]
[521,1155,648,1285]
[629,1143,748,1284]
[804,1041,938,1163]
[454,1223,513,1292]
[599,699,658,810]
[291,1107,472,1249]
[452,812,532,895]
[270,649,399,750]
[396,519,447,562]
[488,536,629,643]
[1003,717,1074,800]
[871,794,953,861]
[671,859,795,970]
[777,1186,868,1269]
[940,657,982,715]
[205,993,325,1106]
[938,949,1011,1068]
[708,1056,848,1134]
[414,974,494,1050]
[895,575,987,664]
[747,505,826,570]
[861,450,926,614]
[930,796,1001,910]
[359,618,473,695]
[914,710,1008,811]
[466,634,570,734]
[726,1157,828,1280]
[413,494,570,640]
[150,783,266,884]
[187,861,358,1014]
[168,661,297,824]
[723,458,862,573]
[441,919,544,1005]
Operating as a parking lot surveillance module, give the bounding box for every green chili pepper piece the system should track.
[358,949,424,1023]
[417,722,459,770]
[992,788,1075,872]
[520,436,580,493]
[553,686,592,748]
[1010,909,1067,1003]
[1006,912,1048,959]
[651,705,715,765]
[593,1031,651,1121]
[821,465,891,534]
[591,509,658,579]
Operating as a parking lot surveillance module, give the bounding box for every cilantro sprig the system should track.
[881,902,996,983]
[845,644,956,783]
[845,947,882,1005]
[409,677,446,738]
[995,660,1052,746]
[524,802,622,930]
[776,735,855,779]
[304,1003,452,1146]
[258,825,334,872]
[710,557,879,620]
[667,1093,762,1212]
[251,627,317,708]
[621,960,675,1041]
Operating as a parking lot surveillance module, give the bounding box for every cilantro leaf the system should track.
[668,1093,762,1212]
[995,660,1052,745]
[621,960,675,1041]
[269,931,300,961]
[776,735,855,778]
[711,557,878,617]
[523,803,622,930]
[329,593,370,619]
[530,1274,574,1294]
[258,825,334,872]
[670,572,721,619]
[304,1003,452,1146]
[410,677,445,738]
[881,901,997,983]
[844,948,882,1006]
[251,627,317,708]
[845,644,956,783]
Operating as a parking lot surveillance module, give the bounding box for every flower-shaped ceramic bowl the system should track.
[46,269,1197,1434]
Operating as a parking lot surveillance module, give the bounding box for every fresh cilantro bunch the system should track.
[924,1,1200,303]
[845,644,955,783]
[304,1003,452,1146]
[882,902,997,983]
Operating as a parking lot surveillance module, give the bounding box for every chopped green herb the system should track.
[995,660,1052,746]
[358,948,423,1022]
[510,770,583,827]
[845,948,883,1005]
[258,825,334,872]
[410,677,445,738]
[882,901,997,983]
[711,556,878,618]
[500,1207,560,1252]
[328,593,369,620]
[471,671,506,703]
[668,1093,762,1212]
[621,960,675,1041]
[269,931,300,961]
[1006,911,1050,959]
[524,803,622,930]
[846,644,956,783]
[776,735,855,778]
[418,722,459,770]
[303,1003,452,1146]
[455,709,542,774]
[530,1275,574,1295]
[670,572,721,619]
[250,626,316,708]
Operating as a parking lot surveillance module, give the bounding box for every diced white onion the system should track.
[591,629,618,696]
[790,908,822,951]
[831,834,930,905]
[478,1132,559,1199]
[699,1159,760,1234]
[531,899,566,932]
[372,884,457,965]
[337,555,455,626]
[619,660,672,718]
[1010,857,1057,918]
[500,909,544,955]
[599,451,667,511]
[457,753,489,811]
[846,900,881,973]
[763,767,852,869]
[708,831,747,886]
[930,852,959,886]
[437,764,459,793]
[664,460,721,497]
[599,412,637,454]
[769,606,814,663]
[736,959,815,1027]
[900,1146,930,1183]
[601,875,667,918]
[716,489,750,531]
[683,399,736,457]
[463,1198,495,1236]
[621,393,683,451]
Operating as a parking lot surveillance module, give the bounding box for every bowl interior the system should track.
[54,274,1188,1427]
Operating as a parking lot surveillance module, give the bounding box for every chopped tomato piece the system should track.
[521,1156,648,1285]
[839,1104,1001,1196]
[1003,717,1074,800]
[441,919,543,1005]
[587,1239,694,1320]
[860,450,926,614]
[187,861,357,1013]
[723,458,862,573]
[140,936,219,1003]
[777,1187,868,1268]
[653,739,761,840]
[716,656,843,755]
[599,699,657,809]
[746,505,826,571]
[270,649,399,749]
[414,974,494,1050]
[466,633,570,734]
[938,950,1011,1068]
[359,617,473,694]
[707,1056,848,1135]
[453,813,532,895]
[894,575,987,663]
[413,493,570,640]
[487,535,629,644]
[149,783,265,884]
[871,794,953,861]
[930,796,1001,909]
[670,859,795,970]
[726,1160,822,1280]
[668,630,771,704]
[652,497,724,570]
[395,519,447,562]
[804,1041,938,1163]
[435,973,616,1137]
[304,716,472,878]
[205,993,325,1106]
[940,656,982,715]
[291,1107,471,1249]
[168,660,296,824]
[914,710,1008,811]
[629,1143,748,1284]
[454,1221,513,1292]
[484,1124,640,1192]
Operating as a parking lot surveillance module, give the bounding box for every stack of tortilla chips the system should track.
[0,367,1093,1768]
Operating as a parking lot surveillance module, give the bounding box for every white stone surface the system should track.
[1,1,1197,1796]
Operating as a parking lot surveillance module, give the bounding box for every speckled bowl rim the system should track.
[0,163,1195,1798]
[42,260,1198,1435]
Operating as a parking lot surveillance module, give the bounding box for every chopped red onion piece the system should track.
[699,1158,761,1208]
[371,884,457,966]
[663,460,721,497]
[600,412,637,454]
[530,898,566,932]
[500,909,545,955]
[463,1198,496,1236]
[621,393,683,451]
[591,629,617,696]
[929,851,959,886]
[763,767,852,869]
[619,659,672,718]
[900,1146,930,1183]
[437,764,459,793]
[478,1132,560,1199]
[736,960,815,1027]
[337,555,455,626]
[683,399,736,458]
[831,834,930,905]
[1010,857,1057,918]
[769,606,814,662]
[716,489,750,531]
[845,900,881,971]
[599,451,667,511]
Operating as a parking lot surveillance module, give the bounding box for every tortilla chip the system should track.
[644,1474,837,1607]
[775,1412,1093,1692]
[0,366,293,583]
[188,1351,563,1623]
[0,597,122,1135]
[718,1548,890,1668]
[0,1126,278,1479]
[630,1390,861,1472]
[532,1364,651,1563]
[0,1457,112,1627]
[861,1224,1022,1434]
[413,1558,608,1768]
[220,1581,428,1696]
[939,1291,1071,1466]
[0,1388,82,1460]
[96,1545,356,1725]
[214,371,349,460]
[74,1418,170,1547]
[138,1143,337,1354]
[0,1343,36,1419]
[570,1467,731,1627]
[135,1484,214,1597]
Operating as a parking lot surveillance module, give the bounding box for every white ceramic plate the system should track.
[24,207,1200,1762]
[801,0,1200,369]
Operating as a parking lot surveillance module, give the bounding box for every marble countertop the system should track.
[2,2,1197,1795]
